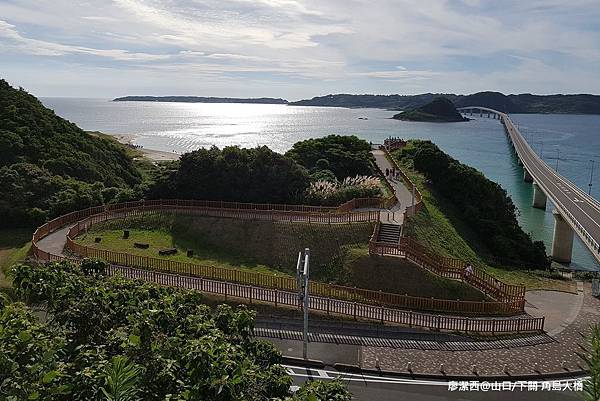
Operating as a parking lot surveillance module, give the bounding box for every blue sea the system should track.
[41,98,600,271]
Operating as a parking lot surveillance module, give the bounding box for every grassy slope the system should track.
[77,228,281,275]
[75,214,490,300]
[0,229,32,292]
[394,151,574,292]
[342,245,487,300]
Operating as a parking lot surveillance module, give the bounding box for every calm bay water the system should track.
[41,98,600,271]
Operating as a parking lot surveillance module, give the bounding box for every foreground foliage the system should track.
[581,324,600,401]
[395,140,548,269]
[1,261,351,400]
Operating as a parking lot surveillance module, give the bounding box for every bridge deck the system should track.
[459,106,600,265]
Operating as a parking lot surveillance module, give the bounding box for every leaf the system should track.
[18,331,32,342]
[128,334,141,347]
[28,392,39,400]
[42,370,59,384]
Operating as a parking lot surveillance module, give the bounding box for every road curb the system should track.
[282,356,325,369]
[331,363,587,381]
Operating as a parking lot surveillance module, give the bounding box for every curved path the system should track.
[360,283,597,377]
[33,207,543,335]
[371,148,413,224]
[31,205,597,377]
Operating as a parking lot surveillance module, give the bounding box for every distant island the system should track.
[113,91,600,114]
[113,96,288,104]
[393,97,469,122]
[289,91,600,115]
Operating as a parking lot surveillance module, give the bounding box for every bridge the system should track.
[458,106,600,265]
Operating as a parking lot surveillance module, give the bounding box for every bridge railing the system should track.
[501,116,600,258]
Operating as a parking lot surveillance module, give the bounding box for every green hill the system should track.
[393,97,469,122]
[0,79,143,228]
[290,92,600,114]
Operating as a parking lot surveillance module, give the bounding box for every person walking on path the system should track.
[463,263,473,282]
[385,168,389,178]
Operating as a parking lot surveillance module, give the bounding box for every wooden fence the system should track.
[369,238,526,305]
[32,200,526,317]
[102,264,544,334]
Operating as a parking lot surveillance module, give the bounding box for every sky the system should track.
[1,0,600,99]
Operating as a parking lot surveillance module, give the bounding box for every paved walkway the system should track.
[524,284,584,337]
[371,149,413,224]
[360,283,599,376]
[36,226,70,256]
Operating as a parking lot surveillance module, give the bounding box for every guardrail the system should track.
[500,115,600,258]
[33,201,524,316]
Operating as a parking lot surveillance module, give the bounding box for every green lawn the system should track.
[76,228,285,276]
[393,151,575,293]
[0,228,32,291]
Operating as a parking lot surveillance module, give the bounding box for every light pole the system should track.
[555,148,560,172]
[589,159,595,195]
[296,248,310,359]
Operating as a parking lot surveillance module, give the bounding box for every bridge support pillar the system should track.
[532,183,547,209]
[523,169,533,183]
[551,210,574,263]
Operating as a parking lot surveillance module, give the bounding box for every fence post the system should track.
[409,311,413,328]
[380,305,385,324]
[224,282,228,300]
[275,289,278,307]
[327,298,330,316]
[249,285,253,304]
[353,302,357,320]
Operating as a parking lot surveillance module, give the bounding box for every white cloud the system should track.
[0,0,599,96]
[0,19,171,61]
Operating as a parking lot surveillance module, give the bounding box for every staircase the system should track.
[377,223,401,244]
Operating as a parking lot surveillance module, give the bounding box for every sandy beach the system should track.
[113,133,181,161]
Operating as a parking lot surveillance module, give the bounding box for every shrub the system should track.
[305,175,382,206]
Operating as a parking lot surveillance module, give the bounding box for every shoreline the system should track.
[112,133,181,161]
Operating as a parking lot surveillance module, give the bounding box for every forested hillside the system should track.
[0,80,143,227]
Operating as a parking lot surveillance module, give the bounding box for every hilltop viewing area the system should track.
[2,1,600,396]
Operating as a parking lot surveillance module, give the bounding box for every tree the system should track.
[399,140,549,268]
[286,135,374,180]
[581,324,600,401]
[150,145,309,204]
[4,261,351,400]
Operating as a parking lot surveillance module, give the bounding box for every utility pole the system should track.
[589,159,595,196]
[296,248,310,359]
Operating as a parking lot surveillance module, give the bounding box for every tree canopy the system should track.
[285,135,374,180]
[0,80,143,228]
[397,140,548,268]
[2,260,351,401]
[149,146,310,203]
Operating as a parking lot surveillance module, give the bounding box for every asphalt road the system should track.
[287,365,583,401]
[461,106,600,263]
